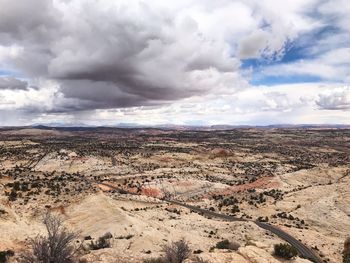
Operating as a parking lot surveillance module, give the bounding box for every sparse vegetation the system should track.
[0,250,14,263]
[273,243,298,259]
[214,239,240,251]
[20,212,79,263]
[0,128,349,263]
[115,234,134,240]
[142,239,191,263]
[163,239,191,263]
[88,232,112,250]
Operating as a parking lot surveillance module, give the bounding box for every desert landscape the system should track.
[1,0,350,262]
[0,126,349,263]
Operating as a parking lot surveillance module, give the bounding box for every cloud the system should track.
[2,83,349,126]
[0,0,318,112]
[316,86,350,110]
[239,30,269,59]
[76,84,349,126]
[257,47,350,83]
[0,0,349,125]
[317,0,350,32]
[0,77,32,90]
[0,0,247,110]
[248,0,350,85]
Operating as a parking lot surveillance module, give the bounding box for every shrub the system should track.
[13,181,21,191]
[8,190,17,201]
[143,239,191,263]
[215,239,230,249]
[344,254,350,263]
[0,250,14,263]
[20,212,79,263]
[88,232,112,250]
[215,239,240,251]
[163,239,191,263]
[274,243,298,259]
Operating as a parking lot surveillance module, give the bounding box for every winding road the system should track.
[167,199,322,263]
[100,182,323,263]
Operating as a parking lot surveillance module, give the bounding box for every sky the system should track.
[0,0,349,126]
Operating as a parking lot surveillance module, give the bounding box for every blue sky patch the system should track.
[241,24,343,86]
[0,69,12,76]
[250,74,323,86]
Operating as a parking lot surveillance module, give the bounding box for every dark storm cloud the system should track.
[0,0,241,112]
[0,77,33,90]
[59,80,158,109]
[0,0,58,44]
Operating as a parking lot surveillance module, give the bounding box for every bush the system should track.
[8,190,17,201]
[163,239,191,263]
[0,250,14,263]
[215,239,230,249]
[88,232,112,250]
[344,254,350,263]
[20,212,79,263]
[215,240,240,251]
[143,239,191,263]
[274,243,298,259]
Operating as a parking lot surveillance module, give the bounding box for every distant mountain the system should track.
[114,123,143,128]
[17,123,350,131]
[263,124,350,129]
[31,122,92,128]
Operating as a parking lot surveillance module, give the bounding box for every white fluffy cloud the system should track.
[316,86,350,110]
[259,48,350,82]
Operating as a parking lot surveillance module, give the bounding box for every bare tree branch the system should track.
[20,212,80,263]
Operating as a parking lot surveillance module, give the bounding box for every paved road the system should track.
[255,221,322,263]
[167,199,322,263]
[167,199,246,222]
[100,182,323,263]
